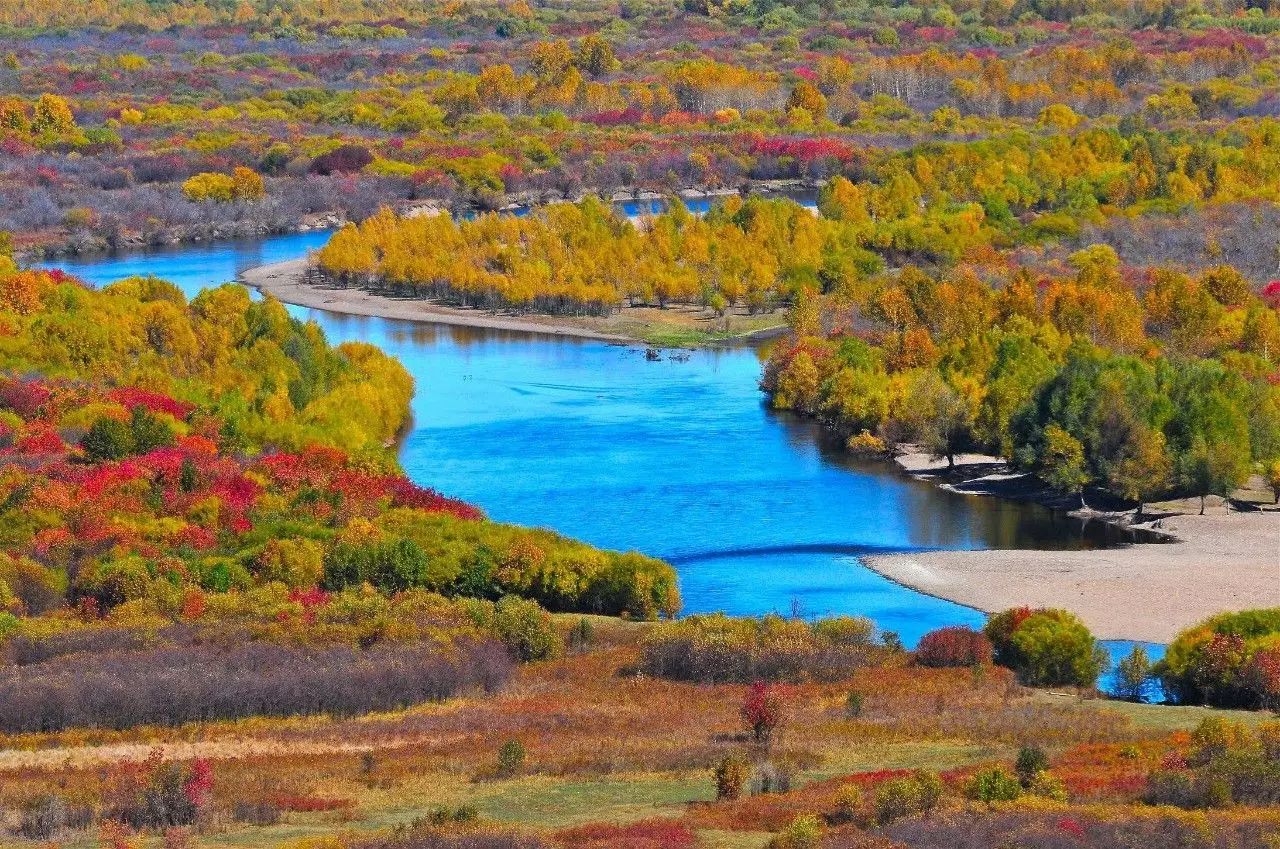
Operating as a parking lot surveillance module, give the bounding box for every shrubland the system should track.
[1,601,1279,849]
[1159,608,1280,708]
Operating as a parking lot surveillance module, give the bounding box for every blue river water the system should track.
[41,231,1165,684]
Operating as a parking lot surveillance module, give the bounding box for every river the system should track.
[41,230,1165,690]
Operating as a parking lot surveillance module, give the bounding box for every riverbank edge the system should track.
[240,258,788,347]
[859,447,1280,643]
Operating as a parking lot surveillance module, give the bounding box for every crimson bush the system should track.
[915,626,993,668]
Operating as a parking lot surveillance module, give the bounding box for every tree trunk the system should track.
[1200,494,1206,515]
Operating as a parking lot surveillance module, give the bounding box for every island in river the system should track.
[241,258,789,347]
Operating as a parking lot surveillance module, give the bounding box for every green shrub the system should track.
[472,595,562,662]
[715,753,750,801]
[1115,645,1153,701]
[832,784,862,821]
[875,771,942,823]
[497,740,525,776]
[567,616,594,651]
[639,613,879,683]
[968,767,1022,803]
[81,416,134,460]
[984,607,1105,687]
[1027,771,1068,801]
[770,814,823,849]
[322,537,430,593]
[1158,608,1280,707]
[845,690,864,718]
[1015,745,1049,786]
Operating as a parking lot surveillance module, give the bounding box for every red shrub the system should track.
[556,820,695,849]
[388,478,483,520]
[741,681,781,743]
[915,626,993,668]
[0,379,52,418]
[107,388,195,420]
[1262,280,1280,309]
[14,425,65,455]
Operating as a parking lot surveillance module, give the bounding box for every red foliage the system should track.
[1262,280,1280,309]
[388,478,484,520]
[77,596,101,621]
[582,107,646,126]
[741,681,781,742]
[180,589,207,620]
[915,26,957,41]
[107,387,195,419]
[915,626,993,668]
[182,759,214,808]
[1057,817,1086,839]
[1053,743,1152,800]
[265,794,353,812]
[258,444,349,487]
[0,378,52,418]
[14,425,65,455]
[843,768,915,787]
[288,587,331,609]
[1243,648,1280,704]
[556,820,695,849]
[751,136,856,162]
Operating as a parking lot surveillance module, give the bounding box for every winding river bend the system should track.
[43,231,1161,675]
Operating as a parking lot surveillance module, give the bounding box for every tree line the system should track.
[763,242,1280,512]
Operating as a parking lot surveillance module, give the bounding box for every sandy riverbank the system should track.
[241,259,634,342]
[240,259,787,345]
[863,450,1280,643]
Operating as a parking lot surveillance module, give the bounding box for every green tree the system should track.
[81,416,135,461]
[1179,437,1248,515]
[1115,645,1152,702]
[130,406,175,454]
[1266,459,1280,505]
[1105,424,1171,518]
[573,35,619,78]
[905,371,972,469]
[1166,360,1252,513]
[1039,424,1090,508]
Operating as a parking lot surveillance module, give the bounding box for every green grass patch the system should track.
[474,773,712,827]
[1084,697,1275,732]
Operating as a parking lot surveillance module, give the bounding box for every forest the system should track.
[0,0,1279,848]
[761,232,1280,512]
[0,0,1275,287]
